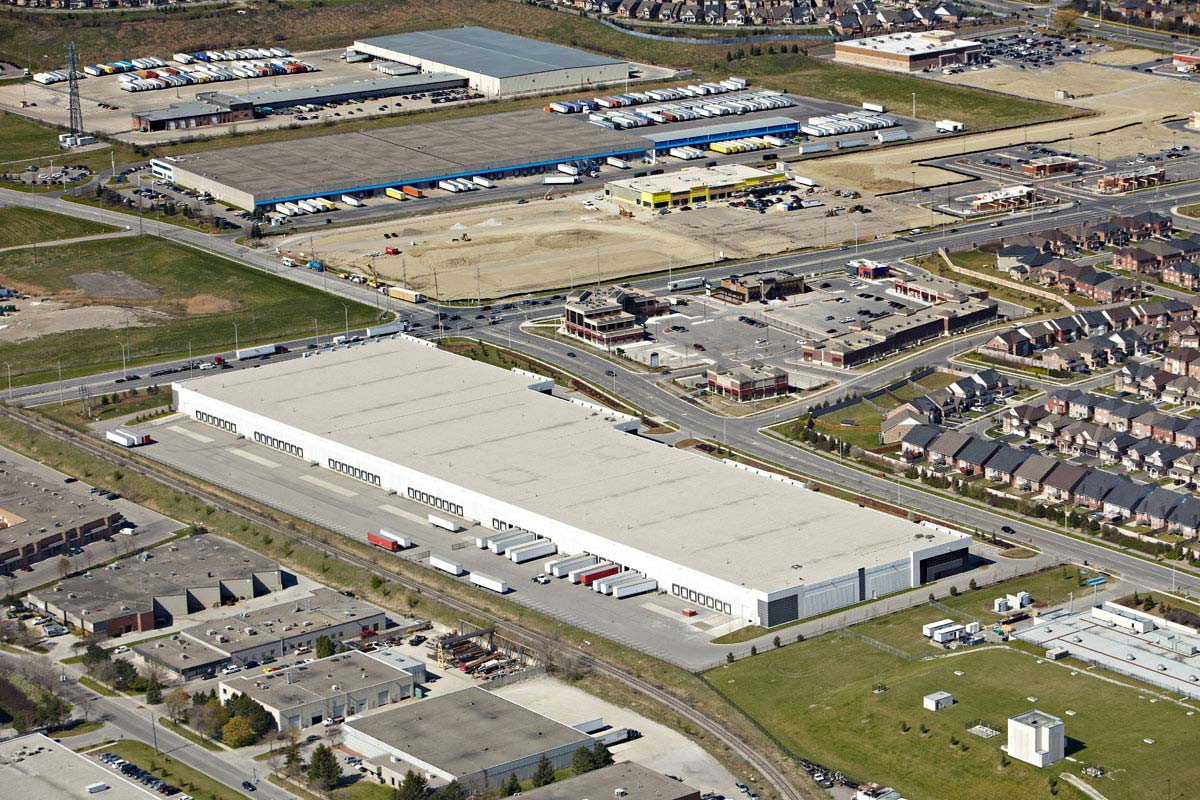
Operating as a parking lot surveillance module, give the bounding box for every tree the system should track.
[307,744,342,792]
[502,773,522,797]
[57,556,71,580]
[773,635,782,648]
[226,691,275,737]
[531,755,556,787]
[163,688,189,723]
[315,635,335,659]
[436,781,465,800]
[192,697,230,740]
[145,676,162,705]
[222,715,258,747]
[1054,8,1080,34]
[394,769,429,800]
[572,746,597,775]
[81,641,111,670]
[590,742,613,769]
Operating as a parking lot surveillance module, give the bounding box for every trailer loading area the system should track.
[165,335,969,631]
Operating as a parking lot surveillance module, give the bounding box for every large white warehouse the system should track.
[351,27,629,96]
[170,337,968,628]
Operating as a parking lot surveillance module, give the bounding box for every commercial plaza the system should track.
[169,336,968,628]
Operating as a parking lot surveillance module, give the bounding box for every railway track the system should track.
[0,405,808,800]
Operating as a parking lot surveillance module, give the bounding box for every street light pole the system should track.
[233,322,239,353]
[342,304,349,338]
[4,363,10,403]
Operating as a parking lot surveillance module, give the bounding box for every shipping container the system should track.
[341,194,364,207]
[472,175,495,188]
[547,554,595,578]
[106,428,150,447]
[388,287,425,304]
[936,119,965,133]
[489,531,536,554]
[862,101,886,113]
[310,197,335,210]
[385,187,410,202]
[793,175,817,187]
[922,619,957,637]
[613,578,658,599]
[366,321,408,338]
[368,530,404,551]
[557,163,580,176]
[876,129,909,143]
[594,727,639,745]
[571,563,618,585]
[667,277,706,291]
[543,175,578,185]
[429,514,464,533]
[605,156,631,169]
[430,555,465,576]
[594,572,638,594]
[438,180,461,193]
[401,185,424,199]
[508,539,557,564]
[470,573,508,594]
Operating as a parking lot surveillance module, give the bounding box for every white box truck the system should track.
[428,514,464,533]
[557,163,581,176]
[430,555,465,576]
[936,119,965,133]
[470,573,508,594]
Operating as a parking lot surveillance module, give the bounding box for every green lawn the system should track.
[0,206,117,248]
[0,236,381,385]
[103,741,248,800]
[709,579,1181,800]
[0,111,64,163]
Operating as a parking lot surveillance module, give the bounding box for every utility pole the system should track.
[57,361,64,407]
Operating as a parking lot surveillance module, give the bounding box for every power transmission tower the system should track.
[66,42,83,140]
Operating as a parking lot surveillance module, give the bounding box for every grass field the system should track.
[709,575,1180,800]
[0,111,66,163]
[102,740,248,800]
[0,206,116,248]
[808,370,960,449]
[0,236,380,384]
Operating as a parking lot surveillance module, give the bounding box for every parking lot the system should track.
[129,415,738,669]
[972,31,1096,72]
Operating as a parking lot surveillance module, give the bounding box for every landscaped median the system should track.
[99,740,249,800]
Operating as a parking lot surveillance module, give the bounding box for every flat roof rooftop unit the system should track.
[516,763,700,800]
[0,734,161,799]
[170,337,968,627]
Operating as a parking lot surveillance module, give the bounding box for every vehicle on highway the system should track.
[242,781,257,792]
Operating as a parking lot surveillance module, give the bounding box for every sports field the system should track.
[0,236,379,384]
[707,572,1190,800]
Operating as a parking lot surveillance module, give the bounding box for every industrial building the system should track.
[168,336,969,627]
[517,763,700,800]
[150,110,646,210]
[135,588,387,680]
[562,286,665,348]
[218,650,419,729]
[351,28,629,96]
[0,462,125,576]
[605,164,786,212]
[706,364,791,402]
[834,31,982,73]
[0,734,162,800]
[26,535,284,636]
[639,116,800,152]
[133,74,465,131]
[1006,711,1065,768]
[346,687,594,790]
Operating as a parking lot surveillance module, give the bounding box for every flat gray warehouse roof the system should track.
[174,338,961,593]
[0,461,119,543]
[0,734,160,800]
[165,109,645,204]
[348,687,589,776]
[517,763,698,800]
[354,28,623,78]
[222,650,413,710]
[189,587,384,649]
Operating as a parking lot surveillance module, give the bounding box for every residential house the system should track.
[983,329,1033,357]
[1164,347,1200,377]
[1168,497,1200,537]
[983,447,1030,484]
[1098,431,1138,464]
[1168,320,1200,349]
[1044,388,1082,416]
[900,423,942,460]
[1032,413,1072,445]
[1162,375,1200,407]
[1113,246,1160,274]
[1002,404,1048,437]
[1073,470,1121,510]
[1042,463,1089,503]
[927,431,974,466]
[1013,453,1060,493]
[1168,451,1200,485]
[1173,418,1200,450]
[1163,261,1200,291]
[1143,444,1185,478]
[955,438,1001,475]
[1136,486,1183,529]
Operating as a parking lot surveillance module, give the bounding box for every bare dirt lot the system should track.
[0,297,159,343]
[296,191,947,298]
[72,271,160,299]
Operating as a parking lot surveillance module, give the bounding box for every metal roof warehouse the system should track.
[170,336,968,627]
[150,109,648,209]
[351,27,629,95]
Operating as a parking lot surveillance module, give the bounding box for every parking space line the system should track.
[300,474,358,497]
[167,425,213,443]
[227,448,280,468]
[378,504,429,525]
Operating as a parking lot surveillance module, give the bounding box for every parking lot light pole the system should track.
[232,322,239,353]
[342,304,350,338]
[116,340,127,381]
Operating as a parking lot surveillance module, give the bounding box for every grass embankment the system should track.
[917,252,1066,312]
[0,206,117,248]
[0,410,812,799]
[40,389,173,430]
[102,740,249,800]
[1180,203,1200,219]
[158,716,225,752]
[0,236,381,386]
[706,570,1188,800]
[804,370,959,450]
[1,2,1064,153]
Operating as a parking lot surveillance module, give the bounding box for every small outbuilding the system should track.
[923,691,954,711]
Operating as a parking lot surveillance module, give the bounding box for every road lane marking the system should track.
[300,474,358,497]
[228,448,279,468]
[168,425,213,443]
